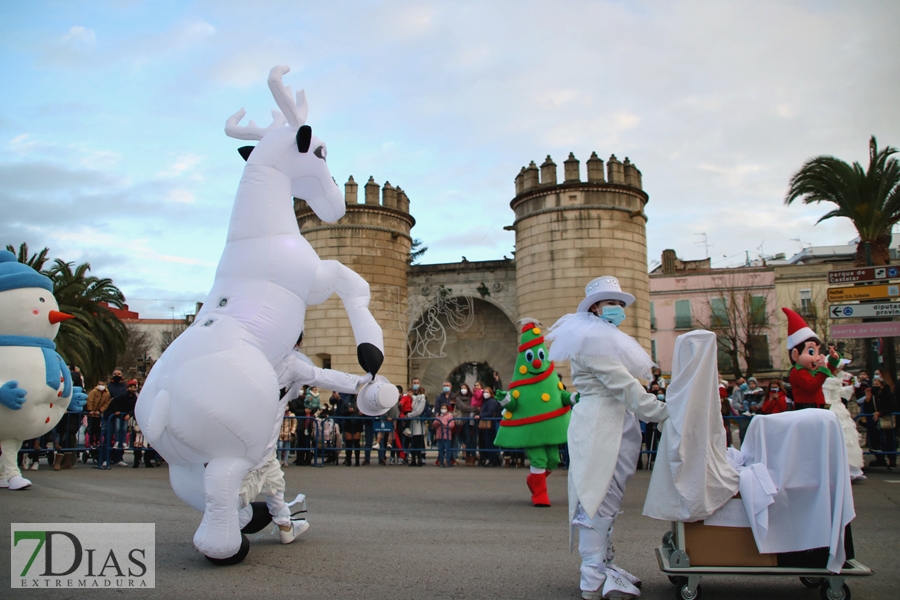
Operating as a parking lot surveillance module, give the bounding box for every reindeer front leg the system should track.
[309,260,385,376]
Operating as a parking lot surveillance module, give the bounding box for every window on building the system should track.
[650,302,657,330]
[799,289,813,317]
[318,353,332,370]
[675,299,692,329]
[718,338,734,373]
[711,297,729,328]
[750,296,767,326]
[748,335,772,370]
[651,339,658,363]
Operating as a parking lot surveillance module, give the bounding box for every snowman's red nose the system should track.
[49,311,74,324]
[532,359,542,369]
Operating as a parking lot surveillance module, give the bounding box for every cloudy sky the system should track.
[2,1,898,318]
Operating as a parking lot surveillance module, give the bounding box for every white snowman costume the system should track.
[0,250,86,490]
[547,277,668,600]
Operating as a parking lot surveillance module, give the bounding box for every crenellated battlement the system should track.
[295,175,412,216]
[514,151,643,194]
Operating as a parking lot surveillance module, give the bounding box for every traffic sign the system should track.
[828,266,900,284]
[831,322,900,339]
[827,284,900,303]
[829,303,900,319]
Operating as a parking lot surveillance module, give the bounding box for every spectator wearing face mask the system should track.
[741,377,765,416]
[476,386,502,466]
[433,403,456,467]
[730,377,747,416]
[760,381,787,414]
[434,381,455,415]
[104,379,139,467]
[455,383,480,466]
[407,387,427,467]
[85,381,111,467]
[869,376,897,469]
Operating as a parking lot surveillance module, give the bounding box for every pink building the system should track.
[649,250,782,381]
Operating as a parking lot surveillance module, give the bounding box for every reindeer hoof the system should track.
[240,502,271,535]
[357,343,384,376]
[205,534,250,566]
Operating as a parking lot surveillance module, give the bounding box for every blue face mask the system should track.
[740,383,749,391]
[657,394,665,401]
[599,306,626,327]
[442,386,450,393]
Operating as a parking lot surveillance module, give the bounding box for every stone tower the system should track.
[509,152,651,366]
[295,176,415,389]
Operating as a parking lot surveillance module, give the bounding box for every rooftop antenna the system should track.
[695,232,713,258]
[790,238,811,250]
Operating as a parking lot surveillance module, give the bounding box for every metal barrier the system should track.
[14,409,896,471]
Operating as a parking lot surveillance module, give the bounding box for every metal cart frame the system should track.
[657,525,872,600]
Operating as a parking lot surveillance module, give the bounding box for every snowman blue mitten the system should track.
[68,386,87,412]
[0,380,27,410]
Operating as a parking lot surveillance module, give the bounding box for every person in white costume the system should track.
[823,373,866,483]
[547,277,668,600]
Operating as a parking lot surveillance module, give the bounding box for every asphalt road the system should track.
[2,457,898,600]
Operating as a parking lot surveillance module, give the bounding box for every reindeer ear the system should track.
[296,125,312,153]
[238,146,254,161]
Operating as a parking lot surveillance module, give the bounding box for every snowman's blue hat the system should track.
[0,250,53,293]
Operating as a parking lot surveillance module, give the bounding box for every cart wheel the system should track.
[820,583,850,600]
[676,583,701,600]
[800,577,825,589]
[669,575,687,587]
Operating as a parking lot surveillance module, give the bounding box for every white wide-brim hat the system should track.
[356,375,400,416]
[577,276,636,313]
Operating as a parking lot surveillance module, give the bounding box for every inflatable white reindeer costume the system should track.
[136,66,397,564]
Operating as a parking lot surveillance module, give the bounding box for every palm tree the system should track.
[46,259,128,386]
[5,242,50,271]
[785,136,900,266]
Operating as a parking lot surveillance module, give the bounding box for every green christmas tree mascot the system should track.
[495,318,574,507]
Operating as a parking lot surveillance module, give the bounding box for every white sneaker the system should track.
[742,411,752,417]
[29,461,39,471]
[8,475,32,490]
[372,443,379,450]
[608,565,642,589]
[279,519,310,544]
[116,461,128,467]
[601,567,640,598]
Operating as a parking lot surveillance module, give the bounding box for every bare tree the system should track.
[159,319,190,355]
[694,272,777,379]
[117,323,154,380]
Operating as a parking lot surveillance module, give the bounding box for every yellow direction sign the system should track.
[827,284,900,303]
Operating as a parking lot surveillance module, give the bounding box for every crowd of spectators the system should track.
[713,368,898,469]
[10,364,898,472]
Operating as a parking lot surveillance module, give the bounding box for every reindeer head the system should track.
[225,66,345,223]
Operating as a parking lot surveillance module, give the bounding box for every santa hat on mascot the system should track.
[782,307,818,350]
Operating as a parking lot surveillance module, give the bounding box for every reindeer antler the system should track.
[224,108,287,141]
[268,65,308,127]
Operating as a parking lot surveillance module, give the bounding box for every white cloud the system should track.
[61,26,96,47]
[166,189,196,204]
[8,134,55,155]
[157,154,203,179]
